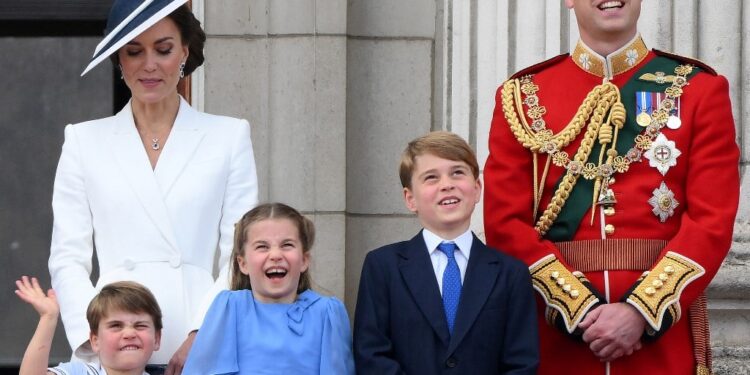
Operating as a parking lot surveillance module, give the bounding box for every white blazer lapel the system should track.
[110,102,180,252]
[154,97,205,197]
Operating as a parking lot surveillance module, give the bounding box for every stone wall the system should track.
[201,0,349,299]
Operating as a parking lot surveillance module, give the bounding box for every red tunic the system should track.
[484,38,739,375]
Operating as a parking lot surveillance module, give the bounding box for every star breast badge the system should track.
[644,133,681,176]
[648,182,679,222]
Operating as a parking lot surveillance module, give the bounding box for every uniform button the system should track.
[605,224,615,235]
[123,258,135,271]
[445,357,457,368]
[169,255,182,268]
[604,207,615,216]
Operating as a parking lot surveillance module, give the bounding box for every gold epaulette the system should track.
[626,251,705,331]
[529,255,600,333]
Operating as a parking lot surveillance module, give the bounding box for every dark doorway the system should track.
[0,0,116,370]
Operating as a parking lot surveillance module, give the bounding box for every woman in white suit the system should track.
[48,0,258,373]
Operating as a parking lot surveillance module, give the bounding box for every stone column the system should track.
[344,0,437,313]
[201,0,348,299]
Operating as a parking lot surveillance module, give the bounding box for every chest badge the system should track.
[648,182,679,222]
[644,133,681,176]
[635,90,682,129]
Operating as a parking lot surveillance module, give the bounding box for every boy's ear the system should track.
[153,330,161,351]
[403,187,418,213]
[89,331,100,354]
[474,177,483,203]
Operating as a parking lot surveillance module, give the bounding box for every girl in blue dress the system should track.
[183,203,355,374]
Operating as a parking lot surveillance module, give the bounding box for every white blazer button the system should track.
[169,256,182,268]
[123,258,135,271]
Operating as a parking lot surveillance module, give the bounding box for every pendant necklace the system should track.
[151,138,161,151]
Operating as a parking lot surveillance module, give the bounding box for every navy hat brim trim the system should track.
[81,0,188,76]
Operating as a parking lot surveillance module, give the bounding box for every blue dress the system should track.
[183,289,355,375]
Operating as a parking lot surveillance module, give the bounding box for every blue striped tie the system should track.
[438,242,462,334]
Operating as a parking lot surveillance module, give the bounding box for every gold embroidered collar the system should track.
[572,34,649,78]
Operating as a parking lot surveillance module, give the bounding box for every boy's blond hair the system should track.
[86,281,163,333]
[399,131,480,189]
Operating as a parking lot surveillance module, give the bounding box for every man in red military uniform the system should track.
[484,0,740,374]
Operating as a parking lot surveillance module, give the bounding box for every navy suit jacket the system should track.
[354,231,539,375]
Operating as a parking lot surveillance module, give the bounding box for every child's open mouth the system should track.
[265,267,288,279]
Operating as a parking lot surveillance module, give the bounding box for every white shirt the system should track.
[422,228,473,294]
[48,361,150,375]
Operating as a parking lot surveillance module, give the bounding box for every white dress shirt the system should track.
[422,228,473,294]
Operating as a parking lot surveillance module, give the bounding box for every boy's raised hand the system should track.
[15,276,59,319]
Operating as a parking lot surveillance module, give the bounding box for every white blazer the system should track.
[48,97,258,364]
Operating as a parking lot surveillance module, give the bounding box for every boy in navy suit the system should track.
[354,131,539,374]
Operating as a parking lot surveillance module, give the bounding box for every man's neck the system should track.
[579,30,638,57]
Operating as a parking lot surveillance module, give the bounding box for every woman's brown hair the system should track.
[109,4,206,76]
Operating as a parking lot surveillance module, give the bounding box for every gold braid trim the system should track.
[529,255,600,333]
[501,80,623,235]
[536,86,620,235]
[625,251,705,331]
[502,66,693,236]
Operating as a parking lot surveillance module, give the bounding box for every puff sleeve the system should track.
[183,291,240,375]
[319,298,355,375]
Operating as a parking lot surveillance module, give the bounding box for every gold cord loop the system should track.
[501,65,692,236]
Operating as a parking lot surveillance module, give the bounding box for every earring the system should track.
[118,64,124,79]
[179,62,186,78]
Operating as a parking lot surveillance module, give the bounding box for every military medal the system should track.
[636,111,652,127]
[648,182,679,222]
[635,91,653,127]
[644,133,681,175]
[666,115,681,129]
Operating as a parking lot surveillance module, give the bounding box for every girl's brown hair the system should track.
[230,203,315,293]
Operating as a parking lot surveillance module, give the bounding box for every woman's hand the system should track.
[15,275,59,319]
[165,330,197,375]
